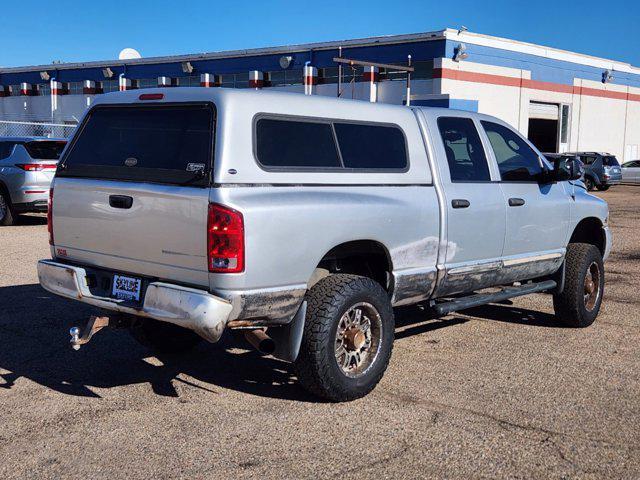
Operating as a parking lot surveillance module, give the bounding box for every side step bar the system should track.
[433,280,557,316]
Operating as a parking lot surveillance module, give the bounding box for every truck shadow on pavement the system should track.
[0,284,557,401]
[16,214,47,226]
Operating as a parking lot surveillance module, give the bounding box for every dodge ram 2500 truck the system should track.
[38,88,610,401]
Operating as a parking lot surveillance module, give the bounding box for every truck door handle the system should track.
[508,198,526,207]
[109,195,133,209]
[451,199,470,209]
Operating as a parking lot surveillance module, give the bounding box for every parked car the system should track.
[0,137,67,225]
[564,152,622,191]
[38,88,611,401]
[621,160,640,184]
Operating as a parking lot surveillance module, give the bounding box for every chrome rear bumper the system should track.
[37,260,232,342]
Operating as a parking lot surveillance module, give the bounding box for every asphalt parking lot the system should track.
[0,186,638,479]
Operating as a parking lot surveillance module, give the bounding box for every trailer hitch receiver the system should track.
[69,315,111,350]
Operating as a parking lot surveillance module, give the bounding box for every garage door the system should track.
[529,102,559,120]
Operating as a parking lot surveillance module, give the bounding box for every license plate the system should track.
[112,274,142,301]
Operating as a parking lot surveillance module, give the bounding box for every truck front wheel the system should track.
[294,274,394,402]
[553,243,604,328]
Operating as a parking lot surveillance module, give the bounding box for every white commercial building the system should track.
[1,28,639,160]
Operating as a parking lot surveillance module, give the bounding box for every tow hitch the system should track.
[69,315,131,350]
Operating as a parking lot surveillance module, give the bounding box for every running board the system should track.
[433,280,557,316]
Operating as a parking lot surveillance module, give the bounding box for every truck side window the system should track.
[481,121,543,182]
[334,123,407,169]
[256,118,341,168]
[436,117,490,182]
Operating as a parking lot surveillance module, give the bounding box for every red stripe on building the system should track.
[435,67,640,102]
[573,86,629,101]
[522,78,574,94]
[434,68,522,87]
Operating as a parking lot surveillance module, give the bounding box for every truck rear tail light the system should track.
[47,187,54,245]
[207,203,244,273]
[16,163,57,171]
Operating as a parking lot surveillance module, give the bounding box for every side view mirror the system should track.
[553,156,584,181]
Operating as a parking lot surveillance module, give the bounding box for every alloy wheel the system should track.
[334,302,382,378]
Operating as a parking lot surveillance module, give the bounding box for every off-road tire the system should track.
[129,317,202,354]
[596,184,610,191]
[294,274,394,402]
[553,243,604,328]
[0,192,15,226]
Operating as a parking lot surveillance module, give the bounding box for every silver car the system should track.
[0,137,66,225]
[621,160,640,184]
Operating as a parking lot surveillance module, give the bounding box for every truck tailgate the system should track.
[51,102,215,287]
[52,177,210,287]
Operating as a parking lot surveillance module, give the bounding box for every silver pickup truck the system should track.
[38,88,611,401]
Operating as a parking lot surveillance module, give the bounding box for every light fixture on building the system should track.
[453,43,469,62]
[458,25,468,35]
[279,55,293,69]
[182,61,194,74]
[602,69,613,83]
[102,67,114,78]
[39,71,50,81]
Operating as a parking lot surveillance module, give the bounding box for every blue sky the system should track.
[1,0,639,68]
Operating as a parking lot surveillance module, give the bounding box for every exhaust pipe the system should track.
[244,329,275,354]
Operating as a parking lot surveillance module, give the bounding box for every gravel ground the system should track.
[0,186,638,479]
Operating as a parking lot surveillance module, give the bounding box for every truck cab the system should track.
[38,88,610,401]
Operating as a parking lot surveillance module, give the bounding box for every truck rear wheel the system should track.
[553,243,604,328]
[129,317,202,354]
[596,184,610,191]
[294,274,394,402]
[0,192,15,226]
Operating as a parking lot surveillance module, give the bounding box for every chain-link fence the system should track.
[0,120,77,138]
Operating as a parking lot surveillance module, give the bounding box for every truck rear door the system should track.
[52,102,215,288]
[424,112,507,296]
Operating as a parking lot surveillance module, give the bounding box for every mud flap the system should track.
[269,301,307,363]
[550,261,566,295]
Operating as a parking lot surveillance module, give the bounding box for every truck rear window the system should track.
[24,141,66,160]
[58,104,214,185]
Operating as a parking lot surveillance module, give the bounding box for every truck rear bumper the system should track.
[37,260,233,343]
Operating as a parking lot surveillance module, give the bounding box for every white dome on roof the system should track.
[118,48,142,60]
